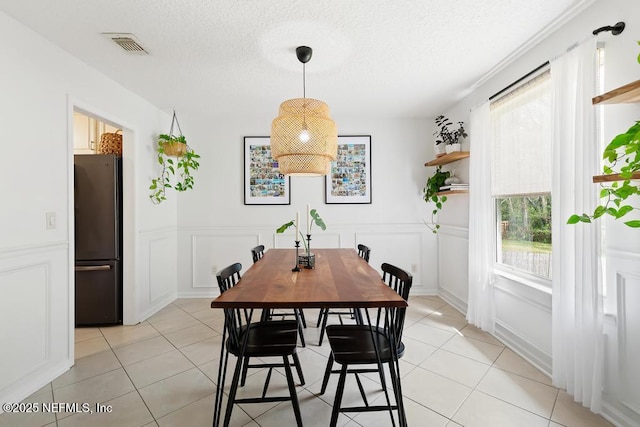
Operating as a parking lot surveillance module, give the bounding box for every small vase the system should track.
[434,142,446,158]
[445,143,461,154]
[298,253,315,269]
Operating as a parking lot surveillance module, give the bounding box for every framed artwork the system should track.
[325,135,372,204]
[244,136,291,205]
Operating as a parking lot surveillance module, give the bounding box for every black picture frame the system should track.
[325,135,372,204]
[244,136,291,205]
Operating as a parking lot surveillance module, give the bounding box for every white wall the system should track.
[438,1,640,425]
[175,113,440,297]
[0,11,176,407]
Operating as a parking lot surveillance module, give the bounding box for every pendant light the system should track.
[271,46,338,176]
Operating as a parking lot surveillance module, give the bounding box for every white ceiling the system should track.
[1,0,590,119]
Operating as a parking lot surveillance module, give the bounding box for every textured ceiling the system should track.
[0,0,589,119]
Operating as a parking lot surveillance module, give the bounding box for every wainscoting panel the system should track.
[493,276,552,375]
[438,226,469,306]
[178,224,437,297]
[0,244,71,409]
[138,228,178,322]
[618,270,640,415]
[192,233,260,289]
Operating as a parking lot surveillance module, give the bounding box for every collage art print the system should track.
[326,135,372,204]
[244,136,290,204]
[249,144,286,198]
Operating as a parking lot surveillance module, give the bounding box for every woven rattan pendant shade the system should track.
[271,98,338,176]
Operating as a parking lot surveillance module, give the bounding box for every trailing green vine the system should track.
[423,166,450,233]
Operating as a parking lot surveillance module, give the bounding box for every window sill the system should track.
[493,265,552,295]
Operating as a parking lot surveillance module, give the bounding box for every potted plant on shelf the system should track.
[276,207,326,268]
[149,111,201,204]
[423,166,450,233]
[434,115,468,155]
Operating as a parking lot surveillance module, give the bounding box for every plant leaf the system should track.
[276,221,294,233]
[624,220,640,228]
[567,214,581,224]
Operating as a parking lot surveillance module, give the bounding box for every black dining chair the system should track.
[214,263,305,426]
[319,262,412,427]
[250,244,265,263]
[315,244,371,345]
[251,245,307,347]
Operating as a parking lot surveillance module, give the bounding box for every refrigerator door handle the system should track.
[75,265,112,272]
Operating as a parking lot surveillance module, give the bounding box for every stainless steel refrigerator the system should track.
[74,154,123,326]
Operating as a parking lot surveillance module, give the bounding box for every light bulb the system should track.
[299,123,310,143]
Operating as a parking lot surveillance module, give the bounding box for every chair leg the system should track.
[261,367,273,399]
[297,309,307,328]
[283,355,303,427]
[295,312,306,347]
[316,308,325,327]
[291,351,305,385]
[240,356,250,386]
[354,373,369,407]
[223,355,244,427]
[319,353,334,395]
[330,364,348,427]
[318,308,330,346]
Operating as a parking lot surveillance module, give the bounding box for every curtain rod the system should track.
[488,61,549,101]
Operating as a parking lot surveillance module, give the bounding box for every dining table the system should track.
[210,248,408,426]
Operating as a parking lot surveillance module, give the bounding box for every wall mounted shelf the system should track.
[436,189,469,196]
[591,79,640,183]
[593,173,640,183]
[592,79,640,105]
[424,151,470,167]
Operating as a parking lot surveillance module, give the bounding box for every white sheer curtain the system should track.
[550,38,603,411]
[467,101,495,333]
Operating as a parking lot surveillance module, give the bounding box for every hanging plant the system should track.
[423,166,450,233]
[149,111,201,204]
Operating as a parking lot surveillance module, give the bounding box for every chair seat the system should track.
[326,324,399,364]
[227,320,299,357]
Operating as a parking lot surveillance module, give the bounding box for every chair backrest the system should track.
[216,262,246,352]
[380,262,412,355]
[251,245,265,264]
[216,262,242,293]
[357,244,371,263]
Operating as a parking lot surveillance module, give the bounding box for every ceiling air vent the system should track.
[102,33,148,54]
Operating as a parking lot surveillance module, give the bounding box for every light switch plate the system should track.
[46,212,56,230]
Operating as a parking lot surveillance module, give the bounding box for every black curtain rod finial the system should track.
[593,21,625,36]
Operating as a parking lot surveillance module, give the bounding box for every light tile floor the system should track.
[0,296,613,427]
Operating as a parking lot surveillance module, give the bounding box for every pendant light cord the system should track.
[302,62,306,99]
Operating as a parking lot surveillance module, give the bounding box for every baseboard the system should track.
[0,359,72,414]
[136,292,178,323]
[438,287,468,315]
[494,320,552,376]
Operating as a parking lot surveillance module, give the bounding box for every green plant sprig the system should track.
[423,166,450,233]
[568,121,640,228]
[276,209,326,252]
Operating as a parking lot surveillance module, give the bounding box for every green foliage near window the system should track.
[567,120,640,228]
[423,166,450,233]
[568,44,640,228]
[149,134,201,204]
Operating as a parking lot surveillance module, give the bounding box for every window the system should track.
[491,69,552,279]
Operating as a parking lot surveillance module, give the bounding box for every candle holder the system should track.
[292,240,301,272]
